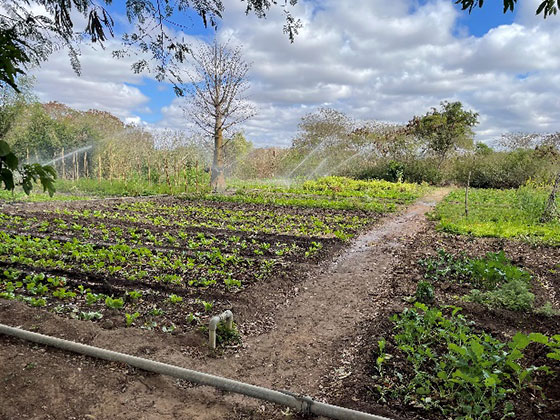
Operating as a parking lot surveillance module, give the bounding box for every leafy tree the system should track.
[457,0,560,18]
[183,40,254,192]
[0,140,56,196]
[0,0,301,94]
[0,79,56,195]
[409,101,479,167]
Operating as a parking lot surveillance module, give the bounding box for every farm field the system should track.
[0,177,426,342]
[1,181,559,420]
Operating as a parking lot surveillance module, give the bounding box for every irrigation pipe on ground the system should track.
[0,323,391,420]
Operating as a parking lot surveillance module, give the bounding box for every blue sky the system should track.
[30,0,560,146]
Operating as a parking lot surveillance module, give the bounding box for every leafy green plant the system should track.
[214,320,241,347]
[376,303,554,419]
[126,290,143,300]
[415,280,434,304]
[535,302,560,317]
[105,296,124,309]
[466,278,535,311]
[79,311,103,321]
[168,294,183,304]
[196,299,213,312]
[125,311,140,327]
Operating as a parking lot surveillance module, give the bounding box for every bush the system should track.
[357,158,444,185]
[377,304,556,419]
[452,149,558,189]
[467,278,535,311]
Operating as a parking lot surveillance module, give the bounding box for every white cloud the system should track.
[177,0,560,146]
[29,0,560,147]
[29,40,151,120]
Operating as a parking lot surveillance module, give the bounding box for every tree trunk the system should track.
[211,116,226,193]
[541,170,560,223]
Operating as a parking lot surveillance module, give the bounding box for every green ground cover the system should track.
[374,304,560,420]
[434,186,560,245]
[217,176,430,212]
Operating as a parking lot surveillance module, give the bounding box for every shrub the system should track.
[452,149,558,189]
[357,158,444,185]
[376,304,555,419]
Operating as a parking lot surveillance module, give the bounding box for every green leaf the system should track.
[484,376,497,387]
[509,332,530,350]
[1,168,14,191]
[528,332,548,345]
[470,339,484,359]
[449,342,467,356]
[4,152,18,170]
[0,140,11,157]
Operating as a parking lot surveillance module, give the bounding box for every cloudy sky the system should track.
[29,0,560,147]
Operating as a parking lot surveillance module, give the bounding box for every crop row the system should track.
[0,231,281,289]
[224,176,429,212]
[0,212,320,259]
[42,202,370,239]
[0,268,219,334]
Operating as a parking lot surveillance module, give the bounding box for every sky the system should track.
[29,0,560,147]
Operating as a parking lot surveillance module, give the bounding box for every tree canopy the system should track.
[456,0,560,18]
[0,0,301,94]
[408,101,479,166]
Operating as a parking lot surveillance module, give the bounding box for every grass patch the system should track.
[434,186,560,245]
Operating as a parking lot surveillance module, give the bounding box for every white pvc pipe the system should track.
[0,323,391,420]
[208,310,233,349]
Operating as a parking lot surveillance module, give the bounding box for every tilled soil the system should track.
[324,221,560,420]
[0,189,500,420]
[0,196,358,340]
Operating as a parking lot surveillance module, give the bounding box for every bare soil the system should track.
[5,189,557,420]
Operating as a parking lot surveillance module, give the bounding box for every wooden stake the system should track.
[195,160,199,194]
[61,148,65,179]
[465,170,471,219]
[98,155,102,181]
[75,152,79,180]
[84,152,88,178]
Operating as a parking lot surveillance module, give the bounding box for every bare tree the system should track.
[184,40,255,192]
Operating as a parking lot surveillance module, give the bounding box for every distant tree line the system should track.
[0,81,255,190]
[282,103,559,191]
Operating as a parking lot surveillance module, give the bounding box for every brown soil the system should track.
[323,219,560,420]
[6,189,556,420]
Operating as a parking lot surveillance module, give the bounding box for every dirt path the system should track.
[0,189,449,420]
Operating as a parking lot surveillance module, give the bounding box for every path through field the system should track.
[0,189,449,420]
